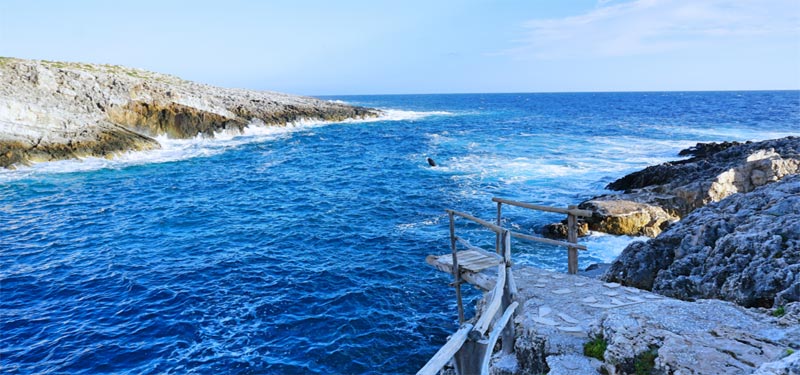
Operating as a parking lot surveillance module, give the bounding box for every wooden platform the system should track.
[426,250,503,291]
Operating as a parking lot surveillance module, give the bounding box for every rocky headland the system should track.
[0,57,378,168]
[544,137,799,238]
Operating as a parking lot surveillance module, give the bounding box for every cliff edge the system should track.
[0,57,378,168]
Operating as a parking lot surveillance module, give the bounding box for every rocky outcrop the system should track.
[0,57,378,168]
[485,267,799,375]
[752,351,800,375]
[603,174,800,308]
[592,300,799,375]
[548,138,800,238]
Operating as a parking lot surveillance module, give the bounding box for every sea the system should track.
[1,91,798,374]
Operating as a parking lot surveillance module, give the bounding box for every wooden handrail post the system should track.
[449,211,465,324]
[567,205,578,274]
[495,202,502,255]
[501,230,515,354]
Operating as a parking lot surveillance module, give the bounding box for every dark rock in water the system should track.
[677,140,745,159]
[426,157,437,167]
[602,174,800,308]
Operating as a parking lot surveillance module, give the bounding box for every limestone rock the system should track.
[486,267,798,375]
[603,174,800,308]
[752,352,800,375]
[541,221,589,239]
[0,57,378,168]
[592,299,798,375]
[553,137,800,237]
[579,199,678,237]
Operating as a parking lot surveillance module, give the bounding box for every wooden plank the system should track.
[456,237,503,262]
[417,323,475,375]
[432,250,502,273]
[426,255,496,291]
[445,209,505,234]
[491,197,593,217]
[510,231,587,250]
[474,264,506,335]
[480,302,519,375]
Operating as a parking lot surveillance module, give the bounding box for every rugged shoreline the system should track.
[544,137,799,239]
[484,138,800,374]
[0,57,379,168]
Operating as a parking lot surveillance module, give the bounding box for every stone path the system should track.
[491,266,799,375]
[516,267,666,340]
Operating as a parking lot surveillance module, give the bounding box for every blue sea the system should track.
[1,91,798,374]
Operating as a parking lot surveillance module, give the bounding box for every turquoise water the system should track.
[1,91,798,374]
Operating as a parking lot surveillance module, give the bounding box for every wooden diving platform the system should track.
[426,250,502,291]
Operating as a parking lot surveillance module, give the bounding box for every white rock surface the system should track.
[484,267,798,375]
[0,57,377,167]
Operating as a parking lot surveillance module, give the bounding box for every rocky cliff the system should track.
[546,137,799,238]
[0,57,378,168]
[602,174,799,308]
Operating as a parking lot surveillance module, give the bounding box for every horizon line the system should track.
[310,88,800,97]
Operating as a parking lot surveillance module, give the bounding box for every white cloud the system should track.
[506,0,800,59]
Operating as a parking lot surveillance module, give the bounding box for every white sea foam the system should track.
[582,232,648,264]
[427,135,698,188]
[650,125,799,143]
[0,109,454,181]
[512,232,647,271]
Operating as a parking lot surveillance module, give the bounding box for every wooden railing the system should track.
[419,209,517,375]
[493,197,593,274]
[419,198,593,375]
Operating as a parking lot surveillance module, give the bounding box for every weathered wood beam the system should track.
[509,231,587,250]
[491,197,593,217]
[473,264,507,335]
[417,323,475,375]
[426,255,496,291]
[446,209,505,234]
[480,302,519,375]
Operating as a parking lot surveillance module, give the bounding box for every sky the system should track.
[1,0,799,95]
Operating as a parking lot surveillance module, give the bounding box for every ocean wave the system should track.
[425,135,699,188]
[0,109,453,181]
[581,232,648,264]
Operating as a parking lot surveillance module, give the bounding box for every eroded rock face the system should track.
[603,174,800,308]
[0,57,378,168]
[553,137,800,238]
[579,199,678,237]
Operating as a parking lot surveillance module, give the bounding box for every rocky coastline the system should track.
[486,137,799,374]
[0,57,379,168]
[544,137,799,238]
[603,174,799,308]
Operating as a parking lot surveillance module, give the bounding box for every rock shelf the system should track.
[495,266,799,375]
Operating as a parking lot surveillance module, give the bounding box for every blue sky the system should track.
[1,0,798,95]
